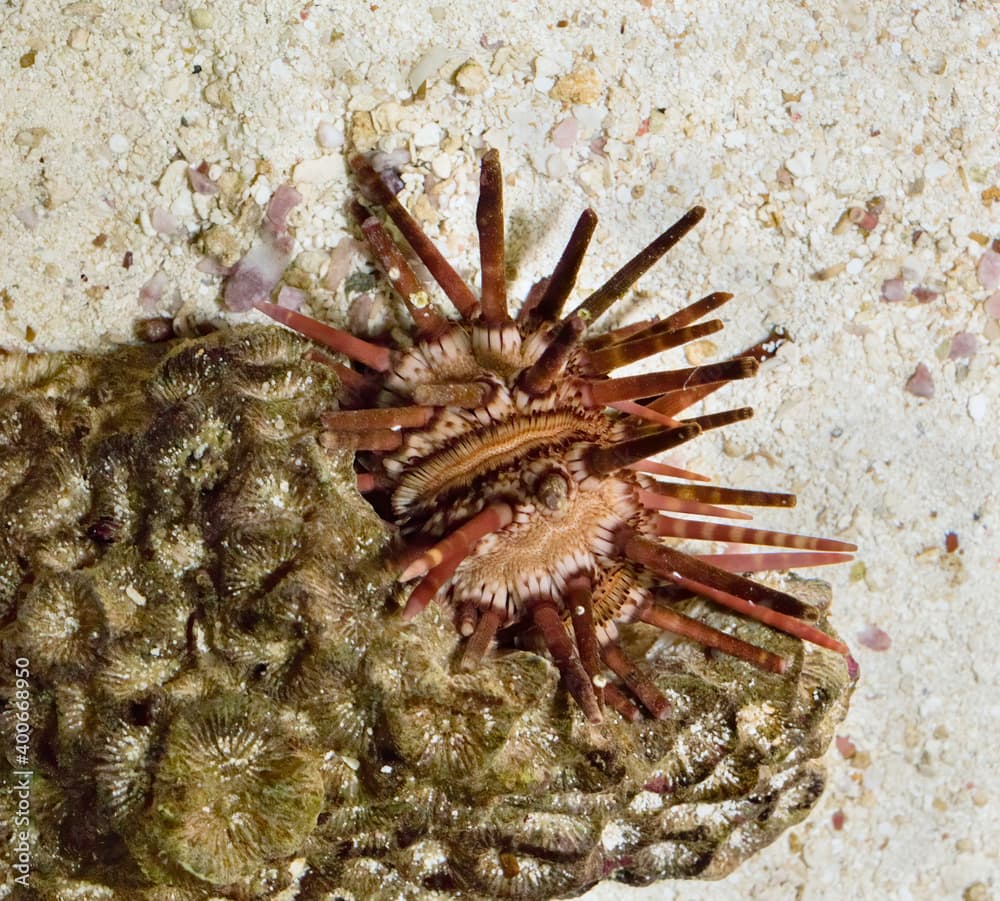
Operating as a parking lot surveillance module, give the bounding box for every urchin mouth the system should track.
[521,461,575,514]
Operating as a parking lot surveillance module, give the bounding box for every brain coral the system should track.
[0,326,854,899]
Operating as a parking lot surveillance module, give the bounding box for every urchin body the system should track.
[261,150,855,722]
[387,323,633,617]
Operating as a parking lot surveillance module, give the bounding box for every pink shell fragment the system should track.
[265,184,302,234]
[589,137,608,157]
[151,206,178,235]
[911,286,939,304]
[195,257,232,276]
[223,185,302,312]
[276,284,306,310]
[849,207,879,231]
[977,248,1000,291]
[223,234,294,312]
[835,735,857,758]
[323,236,366,291]
[368,150,410,194]
[139,271,170,312]
[552,117,579,149]
[880,277,907,302]
[857,624,891,652]
[187,166,218,196]
[948,332,977,360]
[905,362,934,398]
[984,291,1000,318]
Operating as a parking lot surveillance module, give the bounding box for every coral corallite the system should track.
[260,149,857,724]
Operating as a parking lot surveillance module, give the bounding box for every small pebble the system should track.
[546,153,569,178]
[430,153,451,179]
[292,155,344,184]
[14,127,47,149]
[68,27,90,50]
[412,122,443,148]
[857,624,891,651]
[648,109,669,135]
[784,149,813,177]
[187,166,218,196]
[977,248,1000,290]
[905,362,934,398]
[850,750,872,770]
[550,66,602,104]
[850,207,880,232]
[316,122,344,149]
[967,394,987,423]
[947,332,976,359]
[552,117,578,149]
[139,271,170,311]
[162,74,187,100]
[812,262,846,281]
[963,882,990,901]
[190,7,213,29]
[45,175,74,207]
[684,339,718,366]
[108,134,129,154]
[835,735,857,759]
[150,206,178,235]
[881,277,907,302]
[723,129,747,149]
[276,285,306,311]
[135,317,176,343]
[408,46,452,92]
[454,59,488,95]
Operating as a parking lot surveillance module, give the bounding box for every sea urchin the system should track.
[258,149,855,724]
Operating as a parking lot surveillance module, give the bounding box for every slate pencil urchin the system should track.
[0,148,860,899]
[259,149,858,723]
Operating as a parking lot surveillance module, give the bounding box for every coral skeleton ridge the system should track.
[0,150,857,900]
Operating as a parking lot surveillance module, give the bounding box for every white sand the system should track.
[2,1,997,898]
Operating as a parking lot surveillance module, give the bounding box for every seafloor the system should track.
[1,1,997,899]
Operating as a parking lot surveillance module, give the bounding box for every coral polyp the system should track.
[260,149,856,723]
